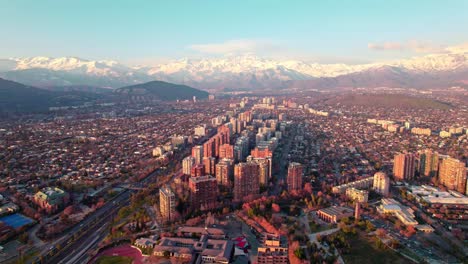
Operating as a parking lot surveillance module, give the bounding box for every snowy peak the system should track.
[1,47,467,89]
[10,56,132,76]
[389,52,468,72]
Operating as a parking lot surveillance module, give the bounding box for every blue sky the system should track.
[1,0,467,65]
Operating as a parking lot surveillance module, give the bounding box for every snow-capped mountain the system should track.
[8,56,132,76]
[143,56,314,89]
[389,52,468,72]
[143,54,376,79]
[1,45,467,90]
[0,57,152,88]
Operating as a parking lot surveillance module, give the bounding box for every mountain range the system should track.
[1,46,467,91]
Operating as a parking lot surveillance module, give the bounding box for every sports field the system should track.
[0,213,34,228]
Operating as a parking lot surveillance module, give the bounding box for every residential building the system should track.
[191,145,203,164]
[182,156,195,175]
[251,147,273,159]
[332,177,374,194]
[189,175,218,211]
[393,153,415,181]
[373,171,390,196]
[194,125,207,137]
[215,158,234,186]
[439,157,467,194]
[191,164,205,177]
[203,156,216,175]
[346,188,369,203]
[152,146,165,157]
[234,162,259,201]
[287,162,303,191]
[411,127,431,136]
[419,149,439,177]
[219,144,234,159]
[251,158,271,185]
[160,186,176,221]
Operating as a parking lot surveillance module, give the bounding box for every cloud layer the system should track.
[368,41,445,53]
[368,42,403,51]
[188,39,277,55]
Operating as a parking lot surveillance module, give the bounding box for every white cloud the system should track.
[445,42,468,53]
[188,39,276,55]
[367,42,404,51]
[368,41,445,53]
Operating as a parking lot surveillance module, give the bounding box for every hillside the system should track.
[114,80,208,101]
[0,78,101,113]
[44,85,114,94]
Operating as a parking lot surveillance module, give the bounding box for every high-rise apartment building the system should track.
[189,175,218,211]
[217,125,231,144]
[251,147,273,159]
[439,157,467,194]
[236,120,245,134]
[373,171,390,196]
[248,158,271,186]
[219,144,234,159]
[215,158,234,186]
[419,149,439,177]
[238,111,252,123]
[191,164,205,177]
[234,136,250,162]
[203,156,216,176]
[287,162,303,191]
[160,185,176,221]
[393,153,415,181]
[191,145,203,164]
[203,138,216,158]
[234,162,259,201]
[182,156,195,175]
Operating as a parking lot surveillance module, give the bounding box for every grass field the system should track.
[341,234,410,264]
[309,221,333,233]
[95,255,133,264]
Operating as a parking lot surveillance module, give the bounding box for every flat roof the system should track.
[318,206,353,216]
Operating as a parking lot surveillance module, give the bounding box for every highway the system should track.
[30,190,131,264]
[29,165,164,264]
[57,223,110,264]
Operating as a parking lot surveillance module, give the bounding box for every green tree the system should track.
[294,248,306,259]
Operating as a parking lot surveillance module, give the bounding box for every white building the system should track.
[346,188,369,203]
[373,172,390,196]
[152,146,165,157]
[378,198,418,226]
[182,156,195,175]
[332,177,374,194]
[194,125,207,137]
